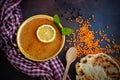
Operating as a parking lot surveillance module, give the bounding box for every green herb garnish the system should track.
[53,14,74,35]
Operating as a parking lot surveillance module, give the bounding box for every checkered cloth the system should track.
[0,0,70,80]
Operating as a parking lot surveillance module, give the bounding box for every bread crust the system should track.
[76,53,120,80]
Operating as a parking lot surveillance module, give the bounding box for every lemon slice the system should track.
[36,24,56,43]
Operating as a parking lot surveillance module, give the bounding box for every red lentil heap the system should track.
[65,16,120,57]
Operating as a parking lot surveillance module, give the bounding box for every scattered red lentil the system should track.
[91,15,95,22]
[106,25,109,29]
[65,16,120,57]
[68,17,73,22]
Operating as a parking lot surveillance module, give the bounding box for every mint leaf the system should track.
[53,14,74,35]
[61,27,74,35]
[53,14,60,26]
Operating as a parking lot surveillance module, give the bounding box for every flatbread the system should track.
[76,53,120,80]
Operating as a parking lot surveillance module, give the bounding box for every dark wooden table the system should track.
[0,0,120,80]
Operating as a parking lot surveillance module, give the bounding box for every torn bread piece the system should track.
[76,53,120,80]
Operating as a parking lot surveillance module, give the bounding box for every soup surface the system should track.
[19,18,63,60]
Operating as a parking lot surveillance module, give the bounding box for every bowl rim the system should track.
[16,14,65,62]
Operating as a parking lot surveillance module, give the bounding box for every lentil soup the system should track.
[17,15,65,61]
